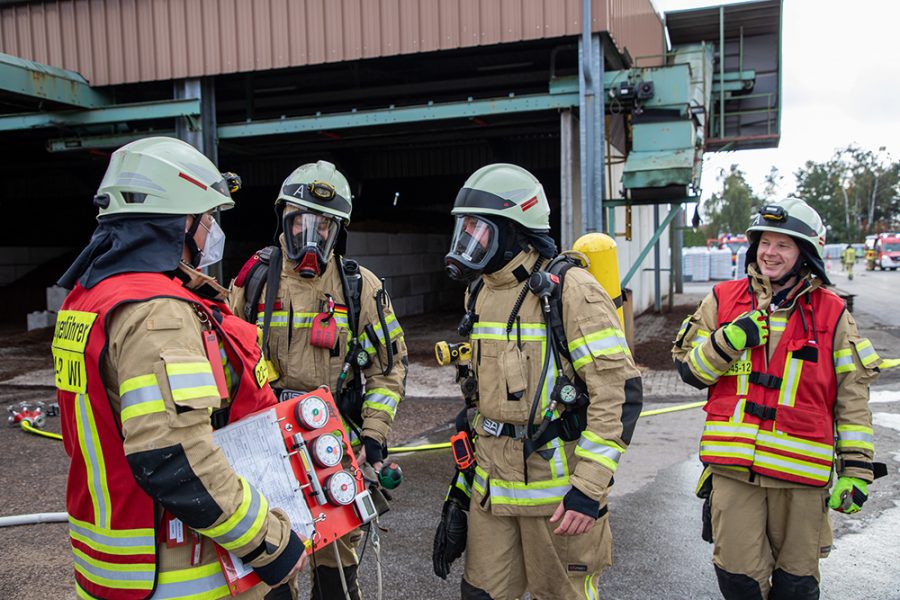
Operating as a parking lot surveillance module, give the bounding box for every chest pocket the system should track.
[477,339,531,423]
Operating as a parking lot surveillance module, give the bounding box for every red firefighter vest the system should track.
[53,272,276,599]
[699,278,845,487]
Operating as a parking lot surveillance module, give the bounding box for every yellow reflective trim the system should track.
[76,394,113,530]
[574,447,617,471]
[198,479,268,550]
[837,424,874,434]
[121,400,166,423]
[68,515,155,538]
[837,440,874,451]
[68,530,155,557]
[119,374,158,395]
[171,386,220,402]
[158,561,222,583]
[165,362,214,376]
[753,450,832,479]
[702,430,757,441]
[73,564,154,591]
[228,497,269,550]
[73,548,154,573]
[76,582,92,599]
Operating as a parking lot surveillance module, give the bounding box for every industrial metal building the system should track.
[0,0,782,326]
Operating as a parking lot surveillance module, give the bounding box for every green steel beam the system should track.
[217,93,580,139]
[621,204,683,287]
[711,70,756,93]
[47,130,177,152]
[0,51,109,108]
[0,98,201,132]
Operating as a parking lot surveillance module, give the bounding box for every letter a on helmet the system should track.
[275,160,353,277]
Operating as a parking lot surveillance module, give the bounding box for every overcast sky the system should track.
[651,0,900,210]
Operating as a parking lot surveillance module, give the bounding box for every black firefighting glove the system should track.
[361,436,385,467]
[432,479,470,579]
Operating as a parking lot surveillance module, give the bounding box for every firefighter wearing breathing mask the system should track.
[672,197,884,600]
[53,137,307,600]
[433,163,642,599]
[230,161,408,600]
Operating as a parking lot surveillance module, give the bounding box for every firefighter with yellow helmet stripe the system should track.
[434,163,643,599]
[672,197,883,599]
[55,137,306,599]
[230,161,408,600]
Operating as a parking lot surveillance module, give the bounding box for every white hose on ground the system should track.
[0,511,68,528]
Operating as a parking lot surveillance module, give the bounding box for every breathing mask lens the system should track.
[283,208,341,275]
[197,216,226,268]
[444,215,499,281]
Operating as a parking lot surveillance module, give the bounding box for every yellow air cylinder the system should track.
[573,233,624,330]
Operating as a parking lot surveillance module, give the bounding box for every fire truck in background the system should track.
[707,233,750,265]
[873,233,900,271]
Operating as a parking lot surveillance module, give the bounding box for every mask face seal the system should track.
[283,208,341,278]
[444,215,500,281]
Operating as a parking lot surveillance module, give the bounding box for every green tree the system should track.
[703,164,759,237]
[794,146,900,242]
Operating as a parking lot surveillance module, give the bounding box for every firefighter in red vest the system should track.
[672,197,882,599]
[54,137,306,599]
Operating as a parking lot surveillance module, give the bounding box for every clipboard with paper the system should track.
[211,387,378,595]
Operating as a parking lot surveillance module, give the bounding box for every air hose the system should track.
[19,401,707,451]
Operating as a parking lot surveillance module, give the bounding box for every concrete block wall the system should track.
[0,246,73,285]
[345,232,458,318]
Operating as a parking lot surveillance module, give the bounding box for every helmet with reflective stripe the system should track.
[95,137,236,218]
[746,197,830,283]
[451,163,550,232]
[276,160,352,223]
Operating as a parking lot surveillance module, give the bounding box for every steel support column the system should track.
[560,109,580,250]
[578,30,604,234]
[621,204,683,288]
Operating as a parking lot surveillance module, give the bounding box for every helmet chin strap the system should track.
[770,259,805,287]
[183,214,203,268]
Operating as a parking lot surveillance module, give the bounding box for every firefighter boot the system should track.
[311,565,361,600]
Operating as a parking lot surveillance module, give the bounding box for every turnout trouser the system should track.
[462,503,612,600]
[710,474,831,599]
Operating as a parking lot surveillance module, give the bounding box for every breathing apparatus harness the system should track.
[458,253,591,482]
[238,248,395,440]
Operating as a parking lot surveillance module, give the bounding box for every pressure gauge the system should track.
[325,471,357,506]
[312,433,344,468]
[295,396,329,430]
[552,377,578,406]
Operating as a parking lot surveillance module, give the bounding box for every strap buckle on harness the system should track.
[481,418,527,439]
[749,371,783,389]
[743,400,777,422]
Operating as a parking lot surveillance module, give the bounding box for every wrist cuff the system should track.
[252,531,304,586]
[563,486,601,519]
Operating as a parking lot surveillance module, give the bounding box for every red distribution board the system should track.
[217,387,377,595]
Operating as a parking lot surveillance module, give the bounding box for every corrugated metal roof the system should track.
[0,0,662,86]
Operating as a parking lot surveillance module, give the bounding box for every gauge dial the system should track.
[296,396,329,430]
[312,433,344,468]
[325,471,357,506]
[558,384,578,404]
